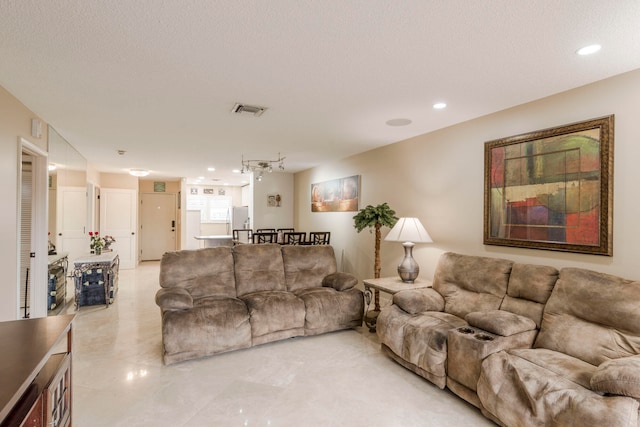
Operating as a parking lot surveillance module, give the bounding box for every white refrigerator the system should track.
[232,206,250,230]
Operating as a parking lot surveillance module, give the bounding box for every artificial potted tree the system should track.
[353,202,398,330]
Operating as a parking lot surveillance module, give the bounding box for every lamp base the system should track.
[397,242,419,283]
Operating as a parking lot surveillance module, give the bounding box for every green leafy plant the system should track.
[353,203,398,279]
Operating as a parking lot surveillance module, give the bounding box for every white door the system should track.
[100,189,137,269]
[140,193,176,260]
[57,186,88,262]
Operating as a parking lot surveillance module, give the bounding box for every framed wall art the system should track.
[311,175,359,212]
[267,194,281,207]
[484,115,614,255]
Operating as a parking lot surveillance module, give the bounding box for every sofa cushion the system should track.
[393,288,444,314]
[591,355,640,399]
[240,290,305,339]
[377,304,414,360]
[156,287,193,310]
[535,268,640,366]
[160,247,236,298]
[322,272,358,291]
[500,263,558,328]
[161,296,251,364]
[295,287,363,335]
[509,348,597,389]
[478,349,639,427]
[465,310,536,337]
[233,244,286,297]
[282,245,337,291]
[401,311,468,388]
[432,252,512,319]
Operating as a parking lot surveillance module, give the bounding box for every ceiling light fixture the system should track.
[241,153,285,181]
[207,167,216,172]
[433,102,447,109]
[129,169,150,177]
[577,44,601,55]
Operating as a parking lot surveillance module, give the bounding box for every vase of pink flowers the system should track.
[89,231,104,255]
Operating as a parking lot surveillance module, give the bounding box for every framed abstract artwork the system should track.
[484,115,614,255]
[311,175,359,212]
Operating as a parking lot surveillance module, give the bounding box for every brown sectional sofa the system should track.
[377,252,640,427]
[156,244,364,364]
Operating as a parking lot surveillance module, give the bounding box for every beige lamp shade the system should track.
[385,217,433,243]
[385,217,432,283]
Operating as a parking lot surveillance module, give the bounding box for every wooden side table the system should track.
[362,276,432,332]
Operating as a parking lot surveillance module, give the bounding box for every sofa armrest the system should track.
[155,287,193,310]
[591,355,640,399]
[465,310,537,337]
[392,288,444,314]
[322,272,359,291]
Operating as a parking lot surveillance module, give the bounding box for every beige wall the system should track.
[0,86,48,320]
[294,68,640,282]
[100,172,139,189]
[252,172,294,231]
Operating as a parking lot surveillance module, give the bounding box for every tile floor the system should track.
[65,261,495,426]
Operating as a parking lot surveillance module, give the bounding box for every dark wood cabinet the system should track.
[0,314,74,427]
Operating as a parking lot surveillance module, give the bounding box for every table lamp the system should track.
[385,217,433,283]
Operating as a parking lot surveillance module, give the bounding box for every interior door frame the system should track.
[17,137,48,319]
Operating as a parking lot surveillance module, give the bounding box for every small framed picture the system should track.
[203,188,214,195]
[190,188,198,195]
[267,194,281,207]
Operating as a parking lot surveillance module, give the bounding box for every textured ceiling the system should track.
[2,1,640,185]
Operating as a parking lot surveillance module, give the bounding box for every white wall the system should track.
[0,86,48,321]
[252,172,294,231]
[294,68,640,282]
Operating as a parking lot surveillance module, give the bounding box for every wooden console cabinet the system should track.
[0,314,74,427]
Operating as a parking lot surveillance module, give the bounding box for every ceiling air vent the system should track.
[231,103,267,117]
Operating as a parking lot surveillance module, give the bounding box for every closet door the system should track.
[100,189,137,269]
[56,186,87,262]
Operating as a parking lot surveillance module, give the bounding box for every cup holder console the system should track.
[457,327,475,334]
[474,334,494,341]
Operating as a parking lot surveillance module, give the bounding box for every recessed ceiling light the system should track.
[198,176,205,180]
[232,169,241,173]
[577,44,601,55]
[386,118,412,126]
[207,167,215,172]
[433,102,447,110]
[129,169,150,177]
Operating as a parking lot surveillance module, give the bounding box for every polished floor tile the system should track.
[66,261,494,426]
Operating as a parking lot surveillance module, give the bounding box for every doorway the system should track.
[18,138,48,319]
[140,193,176,260]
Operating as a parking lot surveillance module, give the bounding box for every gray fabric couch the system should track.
[377,252,640,426]
[156,244,363,364]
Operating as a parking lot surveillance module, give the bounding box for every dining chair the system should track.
[232,229,252,244]
[308,232,330,245]
[252,232,278,244]
[277,228,295,233]
[283,232,306,245]
[256,228,276,233]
